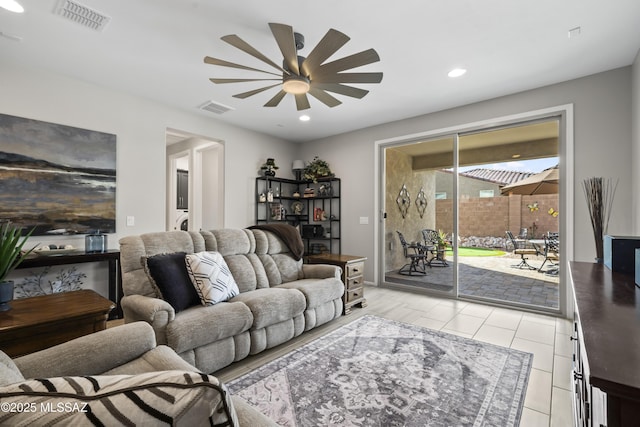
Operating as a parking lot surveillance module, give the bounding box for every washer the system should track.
[176,210,188,231]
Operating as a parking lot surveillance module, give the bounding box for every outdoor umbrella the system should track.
[500,166,559,195]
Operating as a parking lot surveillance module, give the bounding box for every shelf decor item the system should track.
[0,222,37,311]
[260,158,279,177]
[292,160,305,181]
[582,177,618,262]
[303,156,333,183]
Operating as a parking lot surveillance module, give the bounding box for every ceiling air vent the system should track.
[198,100,235,115]
[53,0,111,32]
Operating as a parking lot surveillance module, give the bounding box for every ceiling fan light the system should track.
[282,76,310,94]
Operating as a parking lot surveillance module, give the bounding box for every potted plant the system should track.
[436,229,449,260]
[303,156,333,183]
[260,158,279,177]
[0,222,36,311]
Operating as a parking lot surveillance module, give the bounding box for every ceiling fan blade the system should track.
[264,90,287,107]
[269,23,299,75]
[314,83,369,99]
[204,56,282,77]
[295,94,311,111]
[209,78,280,84]
[308,88,342,108]
[233,83,281,99]
[313,72,383,84]
[300,28,350,77]
[312,49,380,79]
[222,34,287,74]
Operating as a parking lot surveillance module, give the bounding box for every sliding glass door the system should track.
[381,117,562,313]
[383,135,456,296]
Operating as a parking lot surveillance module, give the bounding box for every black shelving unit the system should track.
[255,176,341,255]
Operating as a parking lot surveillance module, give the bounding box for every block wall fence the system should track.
[436,193,559,239]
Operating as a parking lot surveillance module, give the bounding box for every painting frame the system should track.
[0,113,116,236]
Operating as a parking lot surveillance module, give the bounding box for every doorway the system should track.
[166,129,224,232]
[378,106,572,315]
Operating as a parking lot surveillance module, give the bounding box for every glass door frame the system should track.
[375,105,573,317]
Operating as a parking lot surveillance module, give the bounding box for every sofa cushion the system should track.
[0,351,24,386]
[276,277,344,309]
[185,251,240,305]
[0,370,237,426]
[142,252,200,312]
[166,301,253,354]
[230,288,306,330]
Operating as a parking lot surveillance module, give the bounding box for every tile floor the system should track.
[362,285,573,427]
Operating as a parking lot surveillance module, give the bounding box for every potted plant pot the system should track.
[0,280,14,311]
[0,222,37,311]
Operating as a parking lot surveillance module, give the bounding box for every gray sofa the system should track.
[119,227,344,374]
[0,322,276,426]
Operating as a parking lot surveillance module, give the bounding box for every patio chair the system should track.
[506,230,540,270]
[422,229,448,267]
[396,231,427,275]
[538,234,560,272]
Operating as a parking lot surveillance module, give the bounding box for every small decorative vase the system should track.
[0,280,15,312]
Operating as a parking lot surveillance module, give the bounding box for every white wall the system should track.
[300,67,634,283]
[632,49,640,234]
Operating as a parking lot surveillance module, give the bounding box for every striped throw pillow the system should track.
[0,370,237,426]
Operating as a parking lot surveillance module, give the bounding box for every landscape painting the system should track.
[0,113,116,236]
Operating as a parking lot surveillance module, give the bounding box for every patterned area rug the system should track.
[228,315,532,426]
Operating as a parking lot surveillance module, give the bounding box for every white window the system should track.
[479,190,494,198]
[435,192,447,200]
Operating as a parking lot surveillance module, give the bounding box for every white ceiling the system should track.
[2,0,639,143]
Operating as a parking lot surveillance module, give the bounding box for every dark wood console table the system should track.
[0,290,114,357]
[570,261,640,426]
[16,250,122,319]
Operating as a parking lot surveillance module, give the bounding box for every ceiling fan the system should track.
[204,23,383,111]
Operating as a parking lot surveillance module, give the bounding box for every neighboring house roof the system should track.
[458,169,535,186]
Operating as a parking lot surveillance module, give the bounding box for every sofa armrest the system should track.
[302,263,342,280]
[14,322,157,378]
[121,294,175,345]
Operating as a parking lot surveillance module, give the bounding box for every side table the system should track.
[307,254,367,315]
[0,289,115,357]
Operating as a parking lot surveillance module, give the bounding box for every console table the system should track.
[0,290,114,357]
[570,261,640,426]
[307,254,367,315]
[16,250,122,319]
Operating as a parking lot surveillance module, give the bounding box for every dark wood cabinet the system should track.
[256,176,341,255]
[177,169,189,210]
[570,262,640,426]
[0,290,114,357]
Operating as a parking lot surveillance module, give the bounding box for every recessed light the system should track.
[512,154,521,159]
[0,0,24,13]
[299,115,310,122]
[448,68,467,78]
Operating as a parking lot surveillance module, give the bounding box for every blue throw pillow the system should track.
[143,252,200,312]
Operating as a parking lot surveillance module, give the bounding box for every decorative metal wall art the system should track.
[416,188,428,218]
[396,184,411,218]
